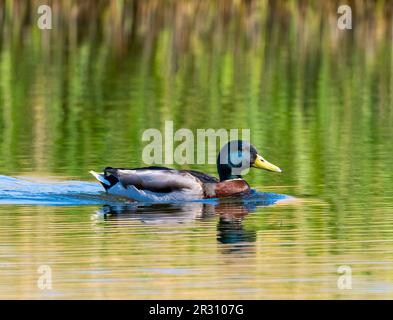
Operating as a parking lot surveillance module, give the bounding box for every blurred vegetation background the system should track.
[0,0,392,202]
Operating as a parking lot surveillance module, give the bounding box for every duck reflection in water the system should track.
[215,202,256,248]
[94,192,289,252]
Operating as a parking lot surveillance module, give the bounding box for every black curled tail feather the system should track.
[90,170,119,191]
[102,169,119,190]
[104,167,117,176]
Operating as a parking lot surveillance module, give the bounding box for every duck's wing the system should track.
[181,170,219,183]
[104,166,209,193]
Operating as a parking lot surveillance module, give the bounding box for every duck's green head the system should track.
[217,140,282,181]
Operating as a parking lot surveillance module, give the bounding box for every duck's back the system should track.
[103,166,209,201]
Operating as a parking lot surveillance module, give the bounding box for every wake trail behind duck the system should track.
[0,175,122,205]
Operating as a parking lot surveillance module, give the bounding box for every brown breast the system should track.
[203,179,250,198]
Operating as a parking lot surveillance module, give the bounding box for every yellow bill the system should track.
[252,154,282,173]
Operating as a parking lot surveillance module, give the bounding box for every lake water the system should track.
[0,1,392,299]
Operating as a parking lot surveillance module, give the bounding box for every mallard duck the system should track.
[90,140,282,202]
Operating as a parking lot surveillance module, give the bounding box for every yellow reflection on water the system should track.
[1,194,393,299]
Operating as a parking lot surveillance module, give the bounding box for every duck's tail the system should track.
[89,170,118,190]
